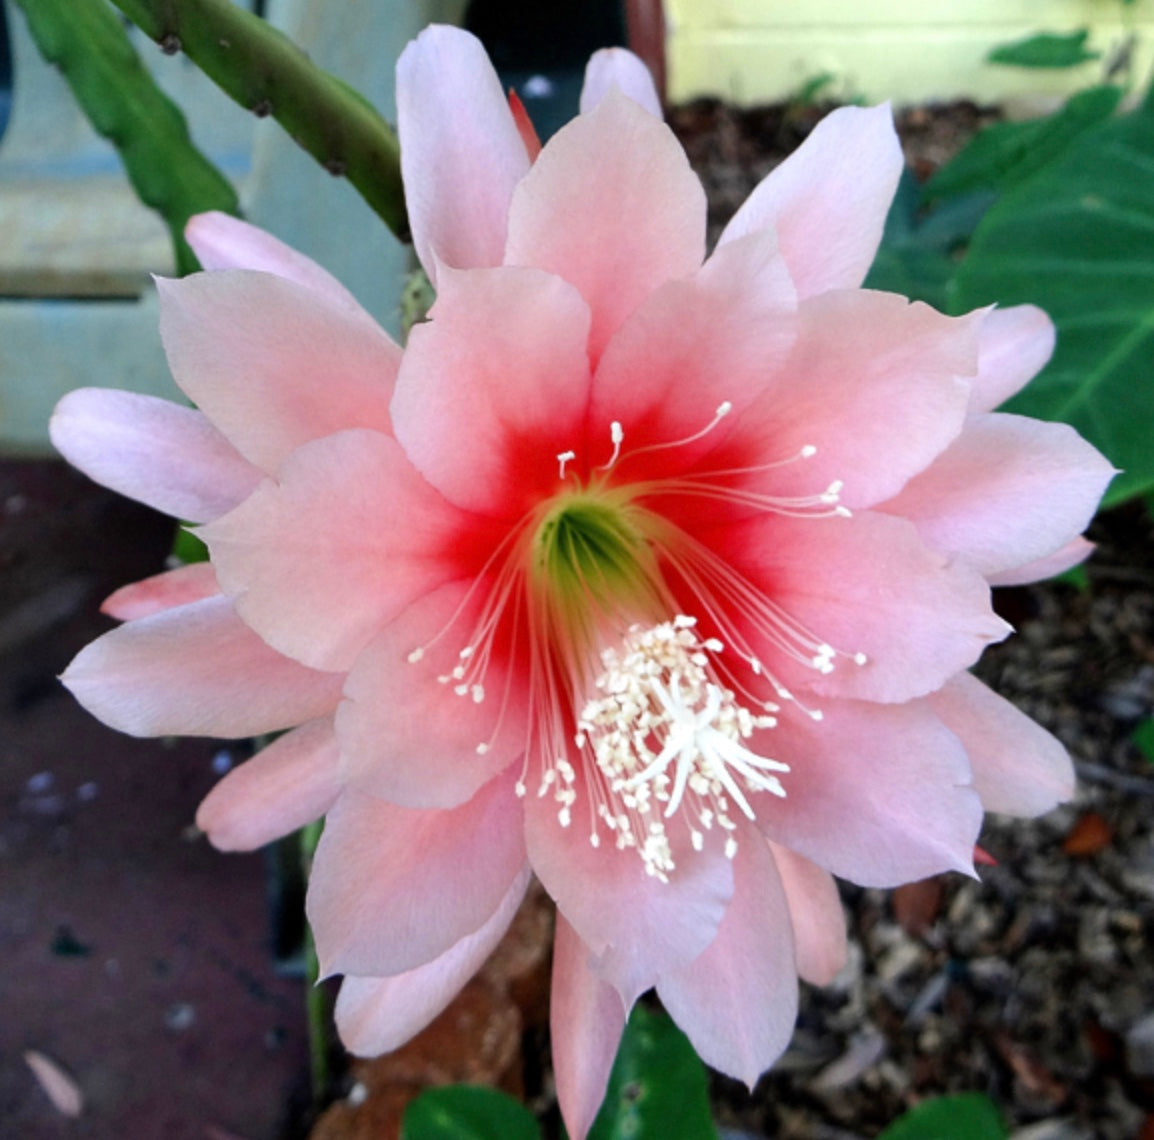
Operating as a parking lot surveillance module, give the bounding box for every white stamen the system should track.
[596,422,625,471]
[557,449,576,479]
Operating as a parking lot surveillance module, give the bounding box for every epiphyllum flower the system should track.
[53,25,1112,1139]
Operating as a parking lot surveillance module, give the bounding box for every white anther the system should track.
[471,684,485,703]
[853,652,869,666]
[716,401,733,418]
[407,648,424,663]
[476,743,489,755]
[800,444,818,458]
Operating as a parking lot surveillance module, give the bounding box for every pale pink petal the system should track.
[752,697,982,886]
[202,429,478,674]
[196,717,342,851]
[60,596,343,738]
[397,25,531,282]
[658,828,798,1087]
[157,271,399,475]
[719,104,903,298]
[768,842,847,986]
[308,771,526,978]
[337,581,526,810]
[523,784,734,1005]
[50,388,261,523]
[185,212,365,314]
[928,672,1075,817]
[335,866,531,1056]
[552,916,628,1140]
[589,230,797,479]
[711,510,1009,704]
[881,413,1116,579]
[988,537,1095,587]
[391,265,592,517]
[970,305,1055,413]
[580,48,662,117]
[102,563,219,621]
[505,89,705,363]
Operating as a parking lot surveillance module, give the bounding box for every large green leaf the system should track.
[987,30,1099,69]
[877,1093,1007,1140]
[401,1085,540,1140]
[949,97,1154,506]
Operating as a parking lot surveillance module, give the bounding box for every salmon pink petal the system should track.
[334,867,531,1056]
[184,212,365,314]
[881,413,1116,578]
[551,916,628,1140]
[928,673,1074,817]
[60,596,343,738]
[580,47,662,117]
[308,771,526,978]
[988,537,1095,587]
[523,786,733,1005]
[768,842,847,986]
[658,828,798,1087]
[971,305,1055,413]
[338,580,527,809]
[157,271,399,474]
[719,104,902,297]
[196,717,341,851]
[101,563,219,620]
[505,89,705,363]
[753,697,982,886]
[397,25,530,282]
[50,388,260,523]
[202,430,474,673]
[391,266,592,517]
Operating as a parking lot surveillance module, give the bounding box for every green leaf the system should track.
[586,1005,717,1140]
[988,30,1100,69]
[1133,718,1154,764]
[877,1093,1008,1140]
[949,97,1154,507]
[401,1086,540,1140]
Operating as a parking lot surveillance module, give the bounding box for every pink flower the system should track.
[52,26,1113,1137]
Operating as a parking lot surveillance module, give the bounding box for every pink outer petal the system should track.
[589,230,797,480]
[970,305,1055,413]
[580,48,662,117]
[202,429,480,674]
[988,536,1095,587]
[196,716,341,851]
[334,866,531,1056]
[752,696,983,887]
[523,784,734,1005]
[397,25,531,283]
[391,265,593,517]
[157,271,399,475]
[61,596,343,738]
[768,842,847,986]
[928,672,1075,817]
[551,916,628,1140]
[307,769,527,978]
[185,212,365,314]
[50,388,261,524]
[505,89,706,364]
[337,581,527,810]
[658,827,798,1088]
[880,413,1115,580]
[719,104,903,298]
[102,563,219,621]
[708,510,1009,704]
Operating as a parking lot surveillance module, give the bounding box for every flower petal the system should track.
[308,771,526,978]
[970,305,1055,413]
[580,48,662,117]
[202,429,478,673]
[196,716,341,851]
[928,672,1075,817]
[768,842,847,986]
[658,828,798,1088]
[397,25,531,283]
[157,271,399,475]
[505,89,705,364]
[719,104,903,297]
[987,537,1095,587]
[753,697,982,886]
[338,581,527,810]
[334,866,531,1056]
[101,563,220,621]
[60,596,343,738]
[551,915,628,1140]
[881,413,1115,579]
[391,265,592,517]
[50,388,260,523]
